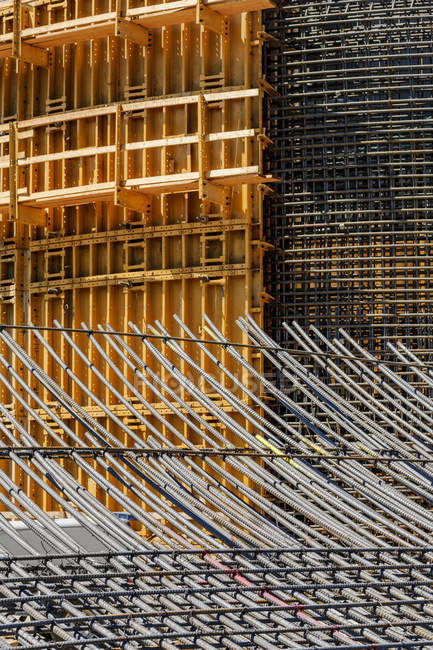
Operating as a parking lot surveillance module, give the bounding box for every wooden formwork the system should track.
[0,0,275,511]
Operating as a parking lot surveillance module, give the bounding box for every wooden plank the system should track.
[130,167,277,192]
[124,87,260,110]
[17,13,117,48]
[0,150,24,167]
[129,0,196,28]
[127,128,256,151]
[130,0,275,27]
[16,145,115,167]
[17,182,115,209]
[0,187,27,208]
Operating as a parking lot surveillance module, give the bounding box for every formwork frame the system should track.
[0,0,276,465]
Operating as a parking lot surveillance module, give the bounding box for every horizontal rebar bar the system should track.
[0,322,431,369]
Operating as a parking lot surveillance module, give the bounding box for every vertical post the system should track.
[198,6,207,218]
[9,122,18,222]
[114,102,123,207]
[115,0,127,18]
[12,0,22,60]
[198,92,208,216]
[115,0,127,35]
[11,122,30,430]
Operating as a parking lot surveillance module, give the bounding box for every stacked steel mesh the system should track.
[264,0,433,352]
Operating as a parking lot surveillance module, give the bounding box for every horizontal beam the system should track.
[0,0,274,52]
[0,168,277,211]
[0,128,257,170]
[15,88,259,130]
[31,398,239,420]
[27,219,248,252]
[130,0,275,27]
[26,265,247,293]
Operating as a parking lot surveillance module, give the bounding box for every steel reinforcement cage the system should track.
[263,0,433,356]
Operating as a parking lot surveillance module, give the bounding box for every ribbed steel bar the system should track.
[3,320,433,646]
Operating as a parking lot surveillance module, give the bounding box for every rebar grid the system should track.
[263,0,433,357]
[0,319,432,646]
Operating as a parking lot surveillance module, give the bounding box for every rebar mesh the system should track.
[3,320,433,647]
[264,0,433,353]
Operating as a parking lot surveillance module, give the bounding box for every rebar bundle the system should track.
[0,318,433,646]
[264,0,433,353]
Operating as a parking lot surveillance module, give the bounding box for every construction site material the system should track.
[263,0,433,352]
[0,0,275,438]
[0,318,433,646]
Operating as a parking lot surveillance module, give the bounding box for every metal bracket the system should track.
[16,205,47,227]
[199,180,230,207]
[260,291,275,304]
[7,124,46,226]
[252,240,275,251]
[196,1,225,34]
[258,78,280,97]
[114,105,152,218]
[12,0,50,67]
[115,18,152,48]
[115,0,151,47]
[257,30,281,44]
[8,122,47,226]
[115,187,152,216]
[257,133,274,150]
[257,183,275,195]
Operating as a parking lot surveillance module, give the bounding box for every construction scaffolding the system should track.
[263,0,433,353]
[0,0,276,445]
[0,319,432,646]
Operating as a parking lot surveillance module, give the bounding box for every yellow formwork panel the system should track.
[0,0,275,512]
